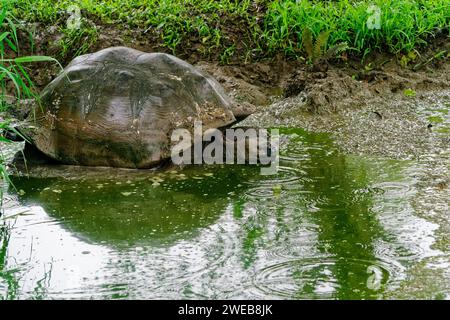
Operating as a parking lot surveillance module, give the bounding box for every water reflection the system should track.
[245,131,403,299]
[0,128,444,299]
[10,168,253,245]
[294,134,395,299]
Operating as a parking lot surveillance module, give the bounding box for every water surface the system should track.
[1,128,449,299]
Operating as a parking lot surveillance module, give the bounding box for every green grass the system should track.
[13,0,257,61]
[0,0,59,206]
[10,0,450,63]
[263,0,449,58]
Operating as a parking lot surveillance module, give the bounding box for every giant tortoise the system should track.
[20,47,253,168]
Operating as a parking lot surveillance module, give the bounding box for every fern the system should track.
[322,42,349,62]
[302,28,313,60]
[302,27,347,65]
[313,31,330,62]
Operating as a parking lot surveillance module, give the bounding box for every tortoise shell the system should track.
[26,47,244,168]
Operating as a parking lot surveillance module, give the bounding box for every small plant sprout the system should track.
[403,88,417,97]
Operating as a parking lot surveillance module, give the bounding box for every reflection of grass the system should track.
[0,224,19,299]
[0,222,53,299]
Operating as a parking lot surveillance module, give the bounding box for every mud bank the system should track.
[201,56,450,161]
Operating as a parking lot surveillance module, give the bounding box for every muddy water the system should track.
[0,125,449,299]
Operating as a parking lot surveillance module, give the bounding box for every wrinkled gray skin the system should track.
[24,47,252,169]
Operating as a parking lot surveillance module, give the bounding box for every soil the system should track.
[240,59,450,160]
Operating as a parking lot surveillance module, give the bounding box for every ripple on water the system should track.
[105,224,238,299]
[372,183,441,262]
[243,166,305,200]
[279,133,330,161]
[372,181,414,200]
[252,257,405,299]
[50,283,131,300]
[264,223,322,260]
[372,239,430,263]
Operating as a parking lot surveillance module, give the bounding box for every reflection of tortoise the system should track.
[22,47,253,168]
